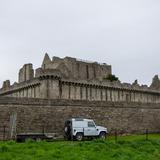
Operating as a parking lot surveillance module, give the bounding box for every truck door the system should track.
[84,121,98,136]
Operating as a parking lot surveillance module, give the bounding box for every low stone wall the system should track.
[0,97,160,140]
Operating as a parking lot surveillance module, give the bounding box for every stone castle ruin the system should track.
[0,54,160,139]
[0,53,160,103]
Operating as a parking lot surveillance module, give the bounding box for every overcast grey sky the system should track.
[0,0,160,87]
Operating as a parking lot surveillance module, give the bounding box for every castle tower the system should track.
[150,75,160,90]
[18,64,34,83]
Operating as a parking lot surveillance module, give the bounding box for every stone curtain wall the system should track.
[1,78,160,104]
[0,97,160,140]
[60,82,160,103]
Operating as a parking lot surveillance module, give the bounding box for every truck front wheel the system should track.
[99,132,106,140]
[75,133,83,141]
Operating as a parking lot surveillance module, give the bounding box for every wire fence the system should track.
[108,128,151,143]
[0,126,156,142]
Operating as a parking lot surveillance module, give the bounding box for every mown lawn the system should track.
[0,134,160,160]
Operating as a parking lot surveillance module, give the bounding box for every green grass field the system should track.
[0,134,160,160]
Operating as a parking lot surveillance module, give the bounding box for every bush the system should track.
[103,74,119,82]
[0,145,9,152]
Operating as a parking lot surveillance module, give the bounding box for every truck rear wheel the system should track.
[76,133,83,141]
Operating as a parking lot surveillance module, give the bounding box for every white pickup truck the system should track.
[64,118,108,141]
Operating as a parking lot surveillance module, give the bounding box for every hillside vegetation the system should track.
[0,134,160,160]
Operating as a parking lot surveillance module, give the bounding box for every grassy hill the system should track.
[0,134,160,160]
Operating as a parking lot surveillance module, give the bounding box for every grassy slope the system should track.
[0,135,160,160]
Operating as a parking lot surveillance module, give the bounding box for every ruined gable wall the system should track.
[63,57,112,80]
[42,56,112,80]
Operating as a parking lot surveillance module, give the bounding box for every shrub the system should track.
[103,74,119,82]
[0,145,9,152]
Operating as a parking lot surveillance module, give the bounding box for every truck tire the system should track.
[76,133,83,141]
[99,132,106,140]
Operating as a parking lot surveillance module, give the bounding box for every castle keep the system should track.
[0,54,160,139]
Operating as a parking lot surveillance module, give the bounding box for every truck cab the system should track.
[64,118,108,141]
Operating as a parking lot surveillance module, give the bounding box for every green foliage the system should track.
[103,74,119,82]
[0,134,160,160]
[0,145,9,152]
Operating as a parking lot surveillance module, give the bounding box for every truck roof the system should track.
[67,118,94,122]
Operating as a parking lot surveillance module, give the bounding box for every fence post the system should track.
[3,126,6,141]
[115,129,118,143]
[42,125,45,135]
[146,129,148,141]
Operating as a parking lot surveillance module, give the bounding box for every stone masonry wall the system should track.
[19,64,34,83]
[1,78,160,104]
[42,55,112,80]
[0,97,160,140]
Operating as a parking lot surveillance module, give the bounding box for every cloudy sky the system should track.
[0,0,160,87]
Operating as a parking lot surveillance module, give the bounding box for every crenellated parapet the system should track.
[0,78,41,98]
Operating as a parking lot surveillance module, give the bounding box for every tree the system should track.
[103,74,119,82]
